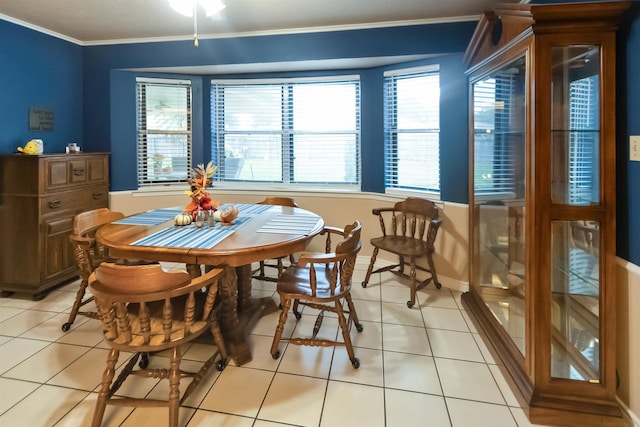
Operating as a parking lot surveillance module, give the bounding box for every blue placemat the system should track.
[131,216,251,249]
[113,208,184,225]
[225,203,272,215]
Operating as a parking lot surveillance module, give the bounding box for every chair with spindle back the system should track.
[252,197,299,282]
[271,221,363,368]
[361,197,442,308]
[88,262,228,427]
[63,208,125,332]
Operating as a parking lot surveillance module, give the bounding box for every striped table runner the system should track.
[131,216,251,249]
[113,208,184,226]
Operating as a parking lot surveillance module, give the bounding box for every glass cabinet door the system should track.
[472,56,527,355]
[549,45,602,383]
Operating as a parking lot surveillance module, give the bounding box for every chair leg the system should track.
[62,277,90,331]
[92,348,119,427]
[209,317,228,370]
[426,252,441,289]
[335,300,359,369]
[271,297,292,359]
[407,258,417,308]
[344,292,363,332]
[362,247,379,288]
[168,346,182,427]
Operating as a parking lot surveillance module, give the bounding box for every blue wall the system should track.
[0,21,83,153]
[0,10,638,264]
[82,22,474,198]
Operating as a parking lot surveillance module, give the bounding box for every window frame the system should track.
[210,75,361,191]
[136,77,193,188]
[383,64,441,198]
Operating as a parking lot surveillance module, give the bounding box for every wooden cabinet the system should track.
[0,153,109,300]
[462,2,629,426]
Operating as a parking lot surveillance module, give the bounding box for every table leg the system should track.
[217,265,278,366]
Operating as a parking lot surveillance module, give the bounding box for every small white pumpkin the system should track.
[174,213,193,226]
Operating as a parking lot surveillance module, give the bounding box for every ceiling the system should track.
[0,0,523,45]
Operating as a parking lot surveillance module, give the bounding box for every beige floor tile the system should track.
[350,298,382,323]
[47,347,109,390]
[330,347,384,387]
[421,306,470,332]
[200,365,274,417]
[0,377,40,415]
[383,322,431,355]
[56,317,103,347]
[3,342,89,383]
[277,343,334,378]
[21,312,86,342]
[30,290,76,312]
[233,334,282,371]
[258,372,327,426]
[350,280,382,301]
[436,358,505,404]
[428,328,484,362]
[420,287,459,309]
[445,397,517,427]
[0,305,23,322]
[351,319,383,350]
[0,337,49,374]
[383,351,442,395]
[385,388,451,427]
[380,281,414,305]
[120,405,196,426]
[54,392,134,427]
[473,333,496,364]
[0,309,57,336]
[381,301,425,327]
[0,384,89,426]
[321,381,385,427]
[489,364,520,407]
[189,409,255,426]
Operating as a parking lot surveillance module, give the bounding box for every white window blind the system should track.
[473,74,517,194]
[136,78,192,186]
[384,65,440,193]
[568,75,599,205]
[210,77,360,186]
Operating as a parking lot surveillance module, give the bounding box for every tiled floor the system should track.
[0,260,550,427]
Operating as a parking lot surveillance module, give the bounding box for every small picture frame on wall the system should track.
[28,107,54,132]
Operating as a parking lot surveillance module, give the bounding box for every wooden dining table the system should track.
[95,203,324,365]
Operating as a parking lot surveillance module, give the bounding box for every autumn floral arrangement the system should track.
[184,161,219,219]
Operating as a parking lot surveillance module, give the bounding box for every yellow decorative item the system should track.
[174,213,193,226]
[17,140,42,155]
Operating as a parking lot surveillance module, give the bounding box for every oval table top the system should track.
[96,203,324,267]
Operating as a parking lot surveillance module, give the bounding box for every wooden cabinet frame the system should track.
[462,2,629,426]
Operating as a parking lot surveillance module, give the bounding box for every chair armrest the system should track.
[69,234,94,249]
[371,207,394,216]
[296,252,340,266]
[426,218,442,249]
[321,226,347,236]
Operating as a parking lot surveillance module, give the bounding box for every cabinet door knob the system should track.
[73,168,85,176]
[93,192,104,200]
[49,200,62,209]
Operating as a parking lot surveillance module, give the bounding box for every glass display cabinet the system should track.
[462,2,630,426]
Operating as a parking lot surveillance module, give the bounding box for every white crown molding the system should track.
[1,13,481,47]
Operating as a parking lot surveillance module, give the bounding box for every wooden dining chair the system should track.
[88,262,228,427]
[361,197,442,308]
[63,208,125,332]
[271,220,364,368]
[252,197,299,282]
